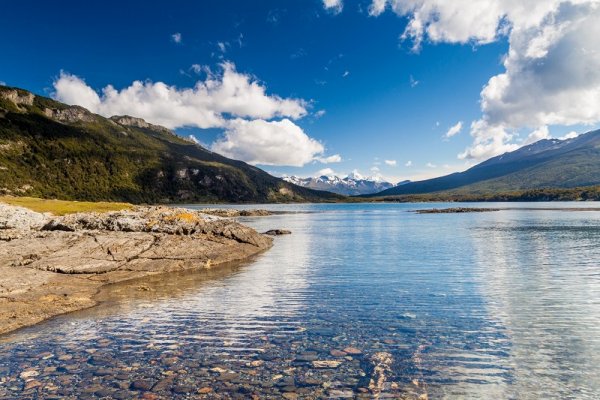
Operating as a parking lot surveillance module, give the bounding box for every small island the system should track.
[415,207,501,214]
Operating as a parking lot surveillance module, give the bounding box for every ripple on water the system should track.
[1,202,600,399]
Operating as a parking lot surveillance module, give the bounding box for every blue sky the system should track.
[2,0,599,183]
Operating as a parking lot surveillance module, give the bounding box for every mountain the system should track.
[284,172,407,195]
[367,129,600,197]
[0,85,342,203]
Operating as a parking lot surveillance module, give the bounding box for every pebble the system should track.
[312,360,342,368]
[198,387,213,394]
[330,349,347,357]
[342,347,362,355]
[19,370,39,379]
[130,380,154,391]
[23,380,42,390]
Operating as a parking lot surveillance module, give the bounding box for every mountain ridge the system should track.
[283,173,406,195]
[0,85,342,203]
[367,129,600,197]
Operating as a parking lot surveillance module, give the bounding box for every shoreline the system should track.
[0,203,275,336]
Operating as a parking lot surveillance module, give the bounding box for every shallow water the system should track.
[1,202,600,399]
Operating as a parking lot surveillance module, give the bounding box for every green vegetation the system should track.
[0,195,132,215]
[368,131,600,198]
[372,186,600,202]
[0,86,342,204]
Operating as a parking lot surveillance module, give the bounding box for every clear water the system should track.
[1,202,600,399]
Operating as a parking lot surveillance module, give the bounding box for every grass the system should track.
[0,196,133,215]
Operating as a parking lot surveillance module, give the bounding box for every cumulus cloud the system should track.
[385,159,397,166]
[323,0,343,14]
[53,63,339,167]
[458,120,519,160]
[171,33,182,43]
[405,160,413,167]
[370,0,600,161]
[426,162,436,168]
[53,62,307,129]
[211,119,326,167]
[444,121,463,138]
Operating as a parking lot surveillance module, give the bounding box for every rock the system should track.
[130,380,154,391]
[415,207,500,214]
[312,360,342,369]
[23,380,42,390]
[328,389,355,398]
[198,209,274,217]
[0,203,273,335]
[151,377,174,392]
[172,385,193,394]
[198,387,212,394]
[342,347,362,355]
[263,229,292,236]
[330,349,347,357]
[0,89,34,106]
[19,370,39,379]
[368,352,393,395]
[294,352,318,362]
[0,203,49,233]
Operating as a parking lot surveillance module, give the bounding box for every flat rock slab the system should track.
[0,204,273,335]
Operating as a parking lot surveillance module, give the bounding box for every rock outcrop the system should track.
[43,106,97,124]
[0,89,34,107]
[0,204,273,335]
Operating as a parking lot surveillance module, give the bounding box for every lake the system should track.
[1,203,599,399]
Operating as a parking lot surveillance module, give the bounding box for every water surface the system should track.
[1,202,599,399]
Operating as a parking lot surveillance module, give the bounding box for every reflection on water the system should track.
[0,203,599,399]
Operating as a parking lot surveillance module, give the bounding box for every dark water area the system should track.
[1,203,599,399]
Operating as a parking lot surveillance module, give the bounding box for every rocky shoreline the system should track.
[0,204,276,335]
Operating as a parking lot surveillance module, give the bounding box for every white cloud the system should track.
[323,0,343,14]
[53,73,102,112]
[314,109,326,118]
[426,162,437,168]
[317,167,336,176]
[211,118,326,167]
[444,121,463,138]
[384,159,397,166]
[217,41,228,53]
[405,160,413,167]
[410,75,419,87]
[316,154,342,163]
[190,64,202,74]
[560,130,579,140]
[171,33,182,43]
[370,1,600,161]
[342,70,350,78]
[53,63,340,167]
[522,125,551,145]
[0,81,6,86]
[371,166,380,172]
[53,62,307,130]
[459,120,518,160]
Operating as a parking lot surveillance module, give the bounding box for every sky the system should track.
[2,0,600,183]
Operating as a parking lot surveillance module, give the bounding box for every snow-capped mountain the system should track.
[283,173,409,196]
